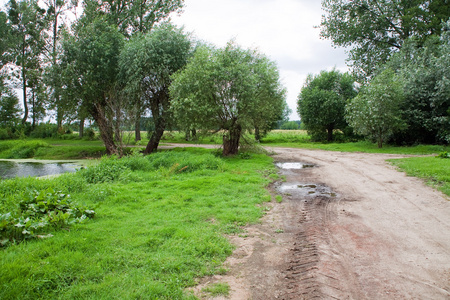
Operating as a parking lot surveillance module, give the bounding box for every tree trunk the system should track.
[377,133,383,148]
[79,117,85,138]
[21,44,28,125]
[255,126,261,142]
[223,125,241,156]
[144,120,165,154]
[135,115,141,141]
[31,90,36,128]
[327,126,334,142]
[91,104,118,156]
[56,97,63,131]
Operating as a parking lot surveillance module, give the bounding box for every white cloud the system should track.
[171,0,349,120]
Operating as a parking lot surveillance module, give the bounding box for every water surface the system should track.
[0,161,78,179]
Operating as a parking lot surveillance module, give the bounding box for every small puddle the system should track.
[278,182,337,198]
[275,162,315,169]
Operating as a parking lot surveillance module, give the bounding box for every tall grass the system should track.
[0,148,277,299]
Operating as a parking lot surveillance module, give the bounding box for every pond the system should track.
[0,160,79,179]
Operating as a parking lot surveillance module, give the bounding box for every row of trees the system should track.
[298,0,449,147]
[0,0,289,155]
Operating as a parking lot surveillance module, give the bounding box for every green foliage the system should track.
[320,0,450,80]
[280,121,300,130]
[170,41,288,155]
[260,130,310,144]
[0,140,49,158]
[297,69,356,141]
[437,152,450,159]
[119,23,192,154]
[29,123,59,138]
[386,30,450,145]
[61,18,124,155]
[79,155,131,184]
[346,69,406,148]
[0,85,21,127]
[0,188,94,247]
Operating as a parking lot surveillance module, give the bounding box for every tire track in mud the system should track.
[276,162,355,300]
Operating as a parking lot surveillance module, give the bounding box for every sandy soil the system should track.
[193,147,450,299]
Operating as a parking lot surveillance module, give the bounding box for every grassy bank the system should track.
[389,156,450,197]
[0,148,277,299]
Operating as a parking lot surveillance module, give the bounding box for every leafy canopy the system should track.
[170,42,287,155]
[346,69,406,148]
[297,69,356,141]
[320,0,450,80]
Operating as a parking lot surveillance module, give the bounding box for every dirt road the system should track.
[194,147,450,299]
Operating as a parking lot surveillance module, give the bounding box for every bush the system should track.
[79,156,131,184]
[145,150,225,173]
[0,140,50,159]
[280,121,299,130]
[437,152,450,159]
[0,127,16,140]
[29,123,59,139]
[0,188,94,247]
[83,128,96,140]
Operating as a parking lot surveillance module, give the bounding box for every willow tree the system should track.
[119,23,191,154]
[170,42,287,156]
[83,0,185,141]
[61,19,123,155]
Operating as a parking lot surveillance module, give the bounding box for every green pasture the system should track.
[0,148,277,299]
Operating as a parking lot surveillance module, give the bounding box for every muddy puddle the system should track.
[278,182,337,198]
[276,161,337,199]
[275,162,315,169]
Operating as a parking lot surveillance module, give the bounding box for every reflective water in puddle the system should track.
[278,182,337,198]
[275,162,315,169]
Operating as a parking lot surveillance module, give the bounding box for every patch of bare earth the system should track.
[192,148,450,300]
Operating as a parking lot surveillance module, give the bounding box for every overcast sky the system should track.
[0,0,350,120]
[170,0,349,120]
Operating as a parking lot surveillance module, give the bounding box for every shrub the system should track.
[29,123,59,139]
[0,127,16,140]
[0,188,95,247]
[79,156,131,183]
[0,140,50,159]
[146,150,224,173]
[436,152,450,159]
[83,128,96,140]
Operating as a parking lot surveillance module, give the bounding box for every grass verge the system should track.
[389,156,450,197]
[0,148,277,299]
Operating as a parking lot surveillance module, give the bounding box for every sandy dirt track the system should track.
[191,147,450,299]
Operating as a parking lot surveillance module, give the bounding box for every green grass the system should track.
[201,282,230,297]
[389,156,450,197]
[0,148,277,299]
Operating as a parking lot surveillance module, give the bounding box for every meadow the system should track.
[0,148,278,299]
